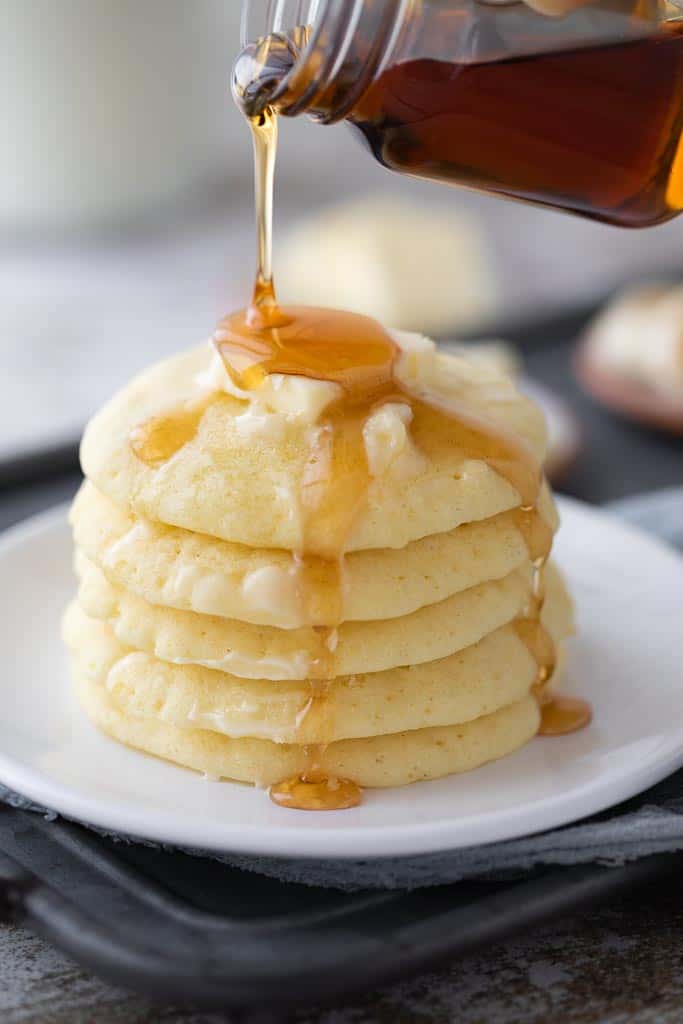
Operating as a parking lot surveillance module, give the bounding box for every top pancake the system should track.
[81,339,550,553]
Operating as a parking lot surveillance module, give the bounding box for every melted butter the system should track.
[538,695,593,736]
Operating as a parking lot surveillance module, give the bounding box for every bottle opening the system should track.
[232,30,306,119]
[234,0,407,124]
[234,0,329,120]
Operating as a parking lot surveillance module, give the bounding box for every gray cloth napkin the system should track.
[2,488,683,890]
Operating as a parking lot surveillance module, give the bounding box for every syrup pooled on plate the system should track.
[270,772,363,812]
[538,695,593,736]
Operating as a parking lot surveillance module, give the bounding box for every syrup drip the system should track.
[403,401,558,691]
[512,505,556,691]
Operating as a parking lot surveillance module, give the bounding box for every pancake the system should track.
[75,554,558,679]
[64,599,571,743]
[80,340,552,553]
[71,482,538,627]
[75,669,541,788]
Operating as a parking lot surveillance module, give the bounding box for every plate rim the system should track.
[1,497,683,860]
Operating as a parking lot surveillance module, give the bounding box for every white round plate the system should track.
[0,498,682,860]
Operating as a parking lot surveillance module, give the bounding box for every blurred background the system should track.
[1,0,682,499]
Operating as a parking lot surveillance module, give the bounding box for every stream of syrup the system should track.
[130,34,591,810]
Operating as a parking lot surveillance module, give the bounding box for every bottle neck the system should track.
[237,0,411,124]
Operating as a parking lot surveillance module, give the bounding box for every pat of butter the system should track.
[198,347,342,425]
[200,330,443,430]
[392,330,439,392]
[363,401,426,479]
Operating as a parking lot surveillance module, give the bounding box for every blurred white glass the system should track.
[0,0,245,231]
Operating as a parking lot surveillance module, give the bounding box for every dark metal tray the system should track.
[1,801,680,1013]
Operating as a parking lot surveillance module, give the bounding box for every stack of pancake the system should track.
[64,334,573,791]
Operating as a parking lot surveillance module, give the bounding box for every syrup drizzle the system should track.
[220,104,566,810]
[129,41,591,810]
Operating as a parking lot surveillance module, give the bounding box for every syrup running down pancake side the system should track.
[227,69,590,803]
[129,35,591,809]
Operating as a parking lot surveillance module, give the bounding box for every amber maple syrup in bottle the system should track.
[352,23,683,227]
[237,0,683,227]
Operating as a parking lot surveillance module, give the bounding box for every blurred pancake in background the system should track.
[576,283,683,435]
[276,194,498,335]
